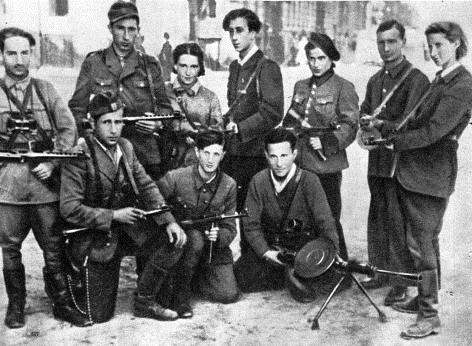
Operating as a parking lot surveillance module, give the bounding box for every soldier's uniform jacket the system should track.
[158,164,237,265]
[68,46,172,167]
[226,50,284,157]
[360,59,430,177]
[283,72,359,174]
[60,137,175,248]
[0,75,77,204]
[394,65,472,198]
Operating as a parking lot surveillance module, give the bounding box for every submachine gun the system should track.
[276,237,422,330]
[180,209,249,263]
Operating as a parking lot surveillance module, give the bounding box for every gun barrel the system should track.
[376,269,422,282]
[180,212,249,227]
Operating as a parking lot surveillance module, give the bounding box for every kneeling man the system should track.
[235,127,340,301]
[158,130,239,318]
[60,93,186,323]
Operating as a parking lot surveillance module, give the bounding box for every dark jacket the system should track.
[226,50,284,157]
[68,46,172,167]
[394,65,472,198]
[60,137,175,249]
[361,59,430,177]
[158,165,237,265]
[283,73,359,174]
[243,167,338,258]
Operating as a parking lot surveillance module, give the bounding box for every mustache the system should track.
[13,64,26,68]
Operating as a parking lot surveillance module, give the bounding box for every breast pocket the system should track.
[93,78,114,94]
[314,94,335,116]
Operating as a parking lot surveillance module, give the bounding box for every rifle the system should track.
[0,149,90,163]
[180,209,249,263]
[284,109,340,161]
[122,111,182,124]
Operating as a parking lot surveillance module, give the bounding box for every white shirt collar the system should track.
[95,138,123,167]
[238,45,259,66]
[441,62,461,78]
[270,164,297,194]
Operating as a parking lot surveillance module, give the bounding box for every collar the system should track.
[94,138,123,166]
[441,62,461,79]
[309,69,334,87]
[106,45,138,65]
[238,45,259,66]
[383,57,410,78]
[4,73,31,91]
[193,164,219,192]
[172,78,201,95]
[270,164,297,194]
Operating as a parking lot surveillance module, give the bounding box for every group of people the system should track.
[1,1,471,341]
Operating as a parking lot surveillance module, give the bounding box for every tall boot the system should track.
[134,265,178,321]
[172,266,194,318]
[43,268,91,327]
[3,265,26,328]
[401,269,440,339]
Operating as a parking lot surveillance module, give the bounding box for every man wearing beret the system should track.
[60,93,187,323]
[69,1,173,181]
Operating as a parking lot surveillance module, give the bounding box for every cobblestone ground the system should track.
[1,60,471,346]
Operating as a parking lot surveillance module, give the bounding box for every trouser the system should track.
[73,231,183,323]
[173,229,238,305]
[221,155,267,212]
[388,179,446,318]
[366,176,393,272]
[317,172,348,261]
[0,203,64,273]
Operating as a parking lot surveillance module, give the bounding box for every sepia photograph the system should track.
[0,1,471,345]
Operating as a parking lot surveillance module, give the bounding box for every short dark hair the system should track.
[172,42,205,77]
[0,27,36,52]
[222,8,262,33]
[264,127,297,152]
[377,20,406,40]
[195,130,226,151]
[425,21,468,60]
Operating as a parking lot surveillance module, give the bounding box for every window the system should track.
[49,0,68,16]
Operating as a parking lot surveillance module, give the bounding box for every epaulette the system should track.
[85,50,104,59]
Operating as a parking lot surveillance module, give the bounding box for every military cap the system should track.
[87,93,123,120]
[308,33,340,62]
[108,1,139,25]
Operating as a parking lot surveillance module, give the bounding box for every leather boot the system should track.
[172,267,194,319]
[134,265,178,321]
[393,295,419,314]
[384,285,408,306]
[400,269,440,339]
[44,268,91,327]
[3,266,26,328]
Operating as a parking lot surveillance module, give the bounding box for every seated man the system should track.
[60,93,187,323]
[158,130,239,318]
[234,127,340,301]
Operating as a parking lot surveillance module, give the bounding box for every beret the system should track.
[108,1,139,24]
[308,32,340,61]
[87,93,123,120]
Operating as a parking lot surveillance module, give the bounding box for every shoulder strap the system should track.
[141,53,158,113]
[84,136,104,208]
[280,168,303,227]
[32,78,58,133]
[119,143,140,198]
[254,56,268,101]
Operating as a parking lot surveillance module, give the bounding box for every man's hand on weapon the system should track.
[204,222,219,242]
[113,207,146,225]
[31,162,54,180]
[166,222,187,248]
[135,119,163,134]
[263,249,284,266]
[309,137,322,151]
[225,120,239,134]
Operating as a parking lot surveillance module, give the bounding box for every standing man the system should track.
[222,8,284,213]
[158,131,238,319]
[234,128,339,300]
[69,1,172,180]
[61,93,187,323]
[359,20,429,307]
[0,27,89,328]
